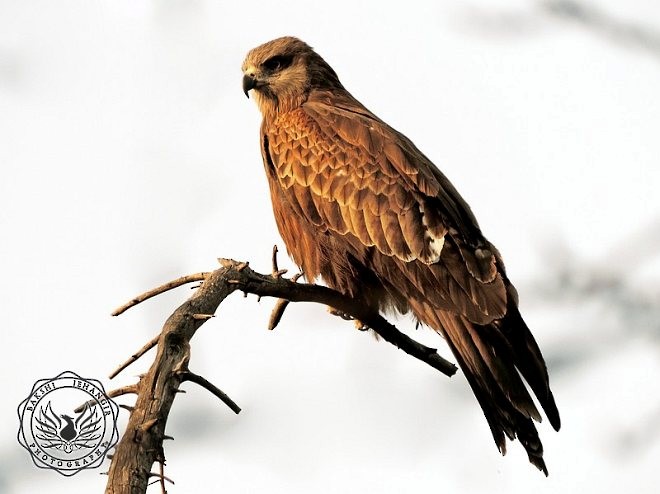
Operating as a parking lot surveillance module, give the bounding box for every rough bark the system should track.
[104,257,456,494]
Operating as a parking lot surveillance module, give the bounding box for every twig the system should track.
[110,334,160,379]
[74,384,139,413]
[112,273,208,316]
[139,418,159,432]
[178,371,241,414]
[109,384,139,398]
[268,272,304,330]
[271,245,279,275]
[192,313,215,320]
[271,244,288,277]
[159,460,167,494]
[268,299,290,330]
[147,471,174,485]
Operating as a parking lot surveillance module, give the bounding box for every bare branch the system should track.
[105,257,457,493]
[192,313,215,320]
[268,272,304,330]
[75,384,139,413]
[111,273,209,316]
[109,384,139,398]
[214,259,458,377]
[110,334,160,379]
[158,460,168,494]
[178,371,241,414]
[271,244,279,275]
[268,298,290,330]
[147,471,174,485]
[106,266,241,493]
[270,244,289,278]
[139,418,159,433]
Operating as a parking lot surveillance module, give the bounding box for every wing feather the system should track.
[380,212,414,261]
[348,205,373,246]
[398,208,426,259]
[291,183,323,226]
[363,208,392,255]
[264,94,507,322]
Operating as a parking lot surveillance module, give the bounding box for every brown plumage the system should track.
[242,36,560,474]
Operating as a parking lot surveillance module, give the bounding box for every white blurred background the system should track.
[1,1,659,492]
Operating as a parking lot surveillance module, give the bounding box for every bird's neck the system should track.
[255,91,308,121]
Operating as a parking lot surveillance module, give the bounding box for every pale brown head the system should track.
[242,36,342,117]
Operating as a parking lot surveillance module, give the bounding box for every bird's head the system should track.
[242,36,342,117]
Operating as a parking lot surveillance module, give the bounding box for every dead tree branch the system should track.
[111,272,208,316]
[178,370,241,414]
[104,256,457,494]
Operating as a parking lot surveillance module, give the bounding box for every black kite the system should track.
[242,36,560,474]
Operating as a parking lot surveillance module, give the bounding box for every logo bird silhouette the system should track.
[34,402,103,454]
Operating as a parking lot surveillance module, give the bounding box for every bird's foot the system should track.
[327,307,369,331]
[327,307,354,320]
[354,320,369,332]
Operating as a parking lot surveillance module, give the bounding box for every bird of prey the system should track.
[242,36,560,474]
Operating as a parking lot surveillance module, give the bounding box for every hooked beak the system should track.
[242,74,257,98]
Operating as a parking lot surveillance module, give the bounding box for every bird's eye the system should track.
[263,55,293,72]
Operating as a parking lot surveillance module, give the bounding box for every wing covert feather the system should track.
[263,95,507,321]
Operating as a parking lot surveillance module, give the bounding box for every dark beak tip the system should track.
[242,74,256,99]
